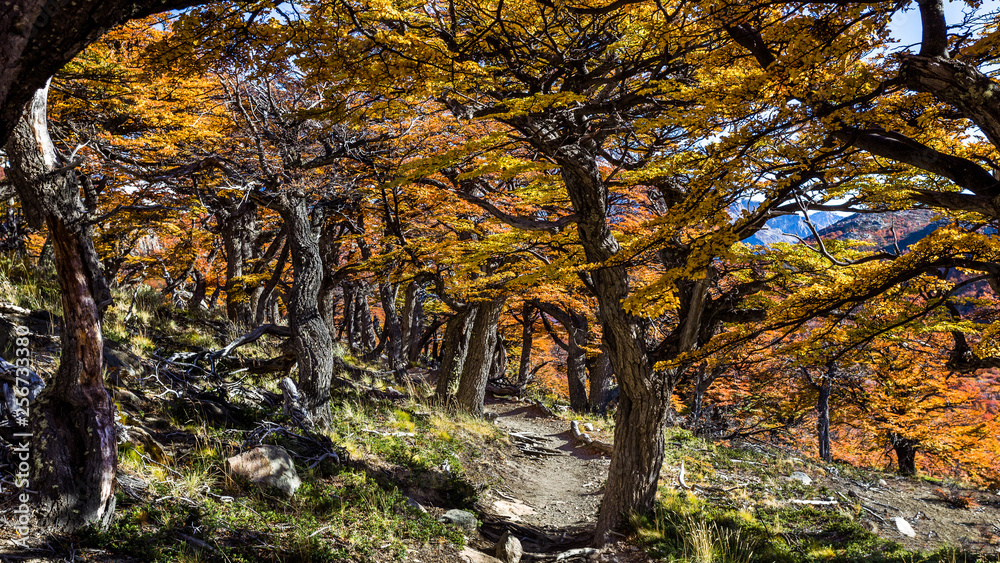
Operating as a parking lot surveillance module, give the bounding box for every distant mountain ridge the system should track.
[814,209,945,251]
[736,204,943,250]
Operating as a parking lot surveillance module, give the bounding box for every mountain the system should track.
[735,204,944,250]
[815,209,944,251]
[732,203,842,246]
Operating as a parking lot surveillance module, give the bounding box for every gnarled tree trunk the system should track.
[6,85,116,531]
[277,192,334,429]
[556,152,670,544]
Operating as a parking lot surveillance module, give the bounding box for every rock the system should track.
[788,471,812,486]
[459,547,503,563]
[583,422,595,432]
[892,517,916,538]
[404,496,428,514]
[438,509,478,534]
[122,425,170,464]
[226,445,301,497]
[491,499,536,521]
[495,531,523,563]
[878,479,888,487]
[104,341,145,385]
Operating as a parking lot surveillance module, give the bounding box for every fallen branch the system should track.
[0,302,30,316]
[569,420,614,455]
[213,324,291,359]
[522,547,602,561]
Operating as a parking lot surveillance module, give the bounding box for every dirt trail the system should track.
[480,400,611,531]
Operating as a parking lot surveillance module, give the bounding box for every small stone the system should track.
[878,479,888,487]
[788,471,812,486]
[226,445,301,497]
[583,422,595,432]
[439,509,478,534]
[495,531,523,563]
[892,517,916,538]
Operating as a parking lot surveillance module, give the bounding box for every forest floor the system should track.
[0,276,999,562]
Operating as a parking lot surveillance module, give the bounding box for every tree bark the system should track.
[6,85,116,531]
[401,279,426,362]
[377,279,405,372]
[588,348,612,414]
[277,192,334,429]
[817,379,832,463]
[890,433,919,476]
[516,302,535,392]
[456,297,505,416]
[435,306,477,400]
[221,201,261,327]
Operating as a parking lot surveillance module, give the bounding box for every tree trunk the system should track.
[354,283,378,353]
[188,269,207,311]
[588,348,612,414]
[341,280,356,347]
[318,220,341,340]
[536,301,591,412]
[436,306,477,400]
[378,280,405,372]
[488,336,509,384]
[6,85,116,531]
[277,192,334,429]
[402,280,426,362]
[516,302,535,391]
[817,378,832,463]
[890,433,918,476]
[254,238,289,325]
[565,340,589,412]
[456,297,505,416]
[222,201,261,327]
[555,151,669,544]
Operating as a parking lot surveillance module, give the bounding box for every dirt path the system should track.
[480,400,611,531]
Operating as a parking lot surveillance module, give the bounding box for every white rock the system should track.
[892,517,916,538]
[226,445,301,497]
[788,471,812,486]
[583,422,595,432]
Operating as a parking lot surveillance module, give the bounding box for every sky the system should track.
[888,0,1000,49]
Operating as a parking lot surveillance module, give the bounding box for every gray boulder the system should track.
[226,445,301,497]
[439,509,478,534]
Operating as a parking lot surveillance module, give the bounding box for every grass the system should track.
[630,488,996,563]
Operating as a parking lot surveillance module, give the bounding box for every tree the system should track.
[0,0,216,145]
[4,84,116,531]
